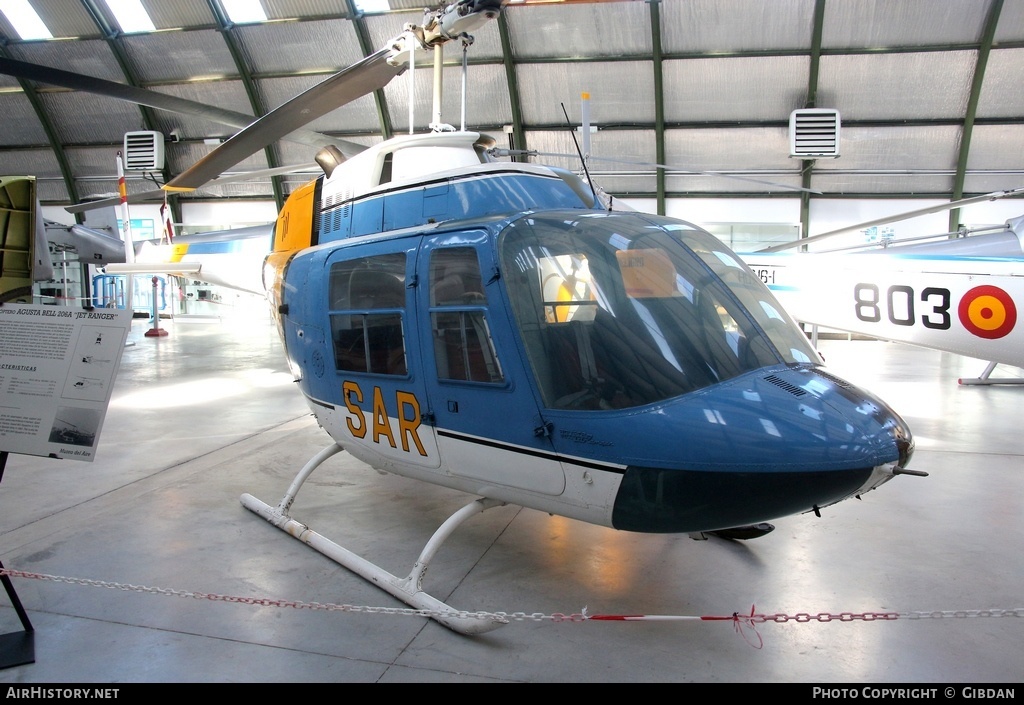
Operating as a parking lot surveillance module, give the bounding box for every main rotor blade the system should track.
[758,186,1024,252]
[504,150,822,195]
[65,189,168,215]
[0,57,255,129]
[164,49,404,192]
[0,57,364,154]
[587,155,822,195]
[66,164,319,214]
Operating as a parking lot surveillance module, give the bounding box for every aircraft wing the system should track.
[102,222,274,297]
[103,262,201,277]
[103,259,263,297]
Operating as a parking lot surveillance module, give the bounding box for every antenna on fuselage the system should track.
[561,102,598,208]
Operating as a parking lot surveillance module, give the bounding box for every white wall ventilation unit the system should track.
[789,109,840,158]
[123,131,165,170]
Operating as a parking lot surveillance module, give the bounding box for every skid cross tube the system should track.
[240,443,508,635]
[958,361,1024,386]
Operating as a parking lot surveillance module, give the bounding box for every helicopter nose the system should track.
[608,365,922,534]
[890,416,917,473]
[829,391,920,503]
[760,364,922,505]
[813,365,918,481]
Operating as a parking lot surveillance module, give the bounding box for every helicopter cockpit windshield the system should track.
[499,212,819,411]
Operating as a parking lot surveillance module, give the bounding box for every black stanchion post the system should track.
[0,451,36,669]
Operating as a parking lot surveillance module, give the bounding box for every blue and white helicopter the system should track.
[36,1,925,634]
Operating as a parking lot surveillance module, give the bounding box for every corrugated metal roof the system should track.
[0,0,1019,209]
[30,0,100,38]
[234,19,365,75]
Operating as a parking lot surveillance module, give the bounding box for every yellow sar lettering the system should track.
[342,381,427,456]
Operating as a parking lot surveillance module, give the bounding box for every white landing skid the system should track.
[240,443,509,636]
[958,361,1024,386]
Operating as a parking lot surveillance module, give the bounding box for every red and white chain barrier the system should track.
[3,567,1022,648]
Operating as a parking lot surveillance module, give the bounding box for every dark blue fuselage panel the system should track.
[318,171,590,243]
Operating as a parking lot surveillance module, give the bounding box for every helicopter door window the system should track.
[533,253,613,408]
[329,253,408,376]
[429,247,503,384]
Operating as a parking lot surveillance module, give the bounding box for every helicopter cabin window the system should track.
[429,247,503,384]
[378,152,393,185]
[500,213,802,410]
[329,253,408,376]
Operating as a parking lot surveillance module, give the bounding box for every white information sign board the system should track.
[0,303,132,461]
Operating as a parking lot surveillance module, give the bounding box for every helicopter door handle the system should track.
[534,422,553,438]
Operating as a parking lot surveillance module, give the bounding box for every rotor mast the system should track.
[160,1,503,192]
[387,1,502,133]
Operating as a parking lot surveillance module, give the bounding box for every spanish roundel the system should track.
[957,285,1017,339]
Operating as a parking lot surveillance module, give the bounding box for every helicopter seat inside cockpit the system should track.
[332,268,408,375]
[347,269,406,309]
[430,267,485,306]
[429,260,499,383]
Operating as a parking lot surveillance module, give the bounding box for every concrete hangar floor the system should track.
[1,302,1022,684]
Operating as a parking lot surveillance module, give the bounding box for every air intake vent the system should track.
[813,368,854,389]
[789,109,840,158]
[123,131,165,170]
[764,374,807,397]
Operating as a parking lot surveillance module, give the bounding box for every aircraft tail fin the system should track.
[0,175,51,302]
[82,204,119,235]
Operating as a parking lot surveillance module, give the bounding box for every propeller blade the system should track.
[757,186,1024,252]
[164,49,404,192]
[0,57,365,154]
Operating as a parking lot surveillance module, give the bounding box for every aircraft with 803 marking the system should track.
[27,1,926,634]
[739,207,1024,386]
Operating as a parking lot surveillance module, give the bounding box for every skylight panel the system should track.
[104,0,155,34]
[0,0,53,40]
[223,0,267,24]
[353,0,390,13]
